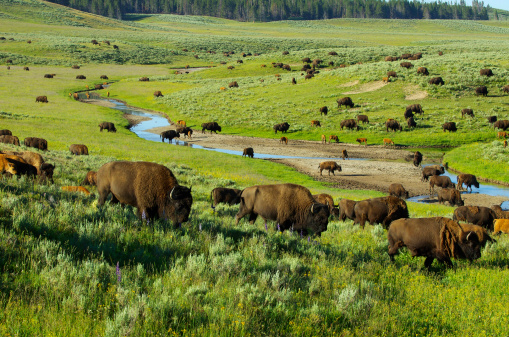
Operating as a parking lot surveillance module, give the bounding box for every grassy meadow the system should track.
[1,0,509,335]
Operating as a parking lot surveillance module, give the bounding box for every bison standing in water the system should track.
[388,217,482,268]
[235,183,329,235]
[160,130,180,143]
[97,161,193,226]
[457,173,479,192]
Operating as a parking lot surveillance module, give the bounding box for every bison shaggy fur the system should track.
[354,196,408,229]
[438,188,464,206]
[457,173,479,192]
[475,86,488,96]
[453,206,497,230]
[337,97,354,108]
[442,122,457,132]
[429,77,444,85]
[211,187,242,206]
[313,193,339,218]
[201,122,222,134]
[99,122,116,132]
[36,96,48,103]
[70,144,89,155]
[389,183,409,199]
[0,135,19,146]
[81,171,97,186]
[24,137,47,150]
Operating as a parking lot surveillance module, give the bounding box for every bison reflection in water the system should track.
[97,161,193,227]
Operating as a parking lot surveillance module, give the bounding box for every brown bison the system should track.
[0,135,20,146]
[0,129,12,136]
[319,106,328,116]
[339,199,356,221]
[242,147,254,158]
[453,206,497,230]
[139,77,149,81]
[406,104,423,115]
[383,138,394,146]
[280,136,288,145]
[273,122,290,134]
[461,108,474,118]
[24,137,47,151]
[494,219,509,234]
[458,223,495,247]
[319,161,341,176]
[385,56,399,62]
[100,75,108,79]
[337,97,354,109]
[417,67,429,76]
[491,205,509,219]
[387,71,398,78]
[160,130,180,143]
[76,75,86,79]
[487,116,497,124]
[413,151,423,167]
[389,183,409,199]
[404,109,414,119]
[429,175,455,195]
[99,122,116,132]
[291,77,297,85]
[342,149,348,160]
[97,161,193,226]
[456,173,479,192]
[480,69,493,77]
[429,77,444,85]
[313,193,339,218]
[176,126,193,138]
[407,117,417,129]
[201,122,222,134]
[502,85,509,94]
[235,183,329,235]
[228,81,239,88]
[356,138,367,146]
[353,196,408,229]
[340,119,359,131]
[388,217,482,268]
[1,151,46,177]
[44,74,54,78]
[400,62,414,69]
[311,120,321,127]
[211,187,242,206]
[357,115,369,124]
[475,86,488,96]
[70,144,89,155]
[438,188,464,206]
[421,165,444,182]
[386,120,402,132]
[329,135,339,143]
[494,120,509,131]
[81,171,97,186]
[442,122,457,132]
[0,154,38,179]
[36,96,48,103]
[154,91,163,97]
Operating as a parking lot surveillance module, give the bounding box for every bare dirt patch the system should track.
[339,80,359,88]
[404,84,428,100]
[342,81,387,95]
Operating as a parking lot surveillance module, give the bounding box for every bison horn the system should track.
[170,186,176,200]
[311,204,314,214]
[466,231,473,241]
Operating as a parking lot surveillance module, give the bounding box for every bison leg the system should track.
[248,213,258,224]
[424,257,434,269]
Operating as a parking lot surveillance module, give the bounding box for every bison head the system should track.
[40,163,55,184]
[165,185,193,226]
[304,203,329,236]
[457,231,482,261]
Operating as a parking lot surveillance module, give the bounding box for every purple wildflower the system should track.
[277,223,280,232]
[116,262,121,284]
[307,236,310,243]
[264,221,268,231]
[300,230,303,238]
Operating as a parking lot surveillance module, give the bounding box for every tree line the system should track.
[47,0,490,21]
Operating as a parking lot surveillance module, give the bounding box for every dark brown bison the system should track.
[36,96,48,103]
[176,126,193,138]
[319,161,341,176]
[386,120,402,132]
[340,119,359,131]
[242,147,254,158]
[475,86,488,96]
[490,205,509,219]
[39,162,55,183]
[458,223,495,248]
[389,183,409,199]
[388,217,482,268]
[76,75,86,79]
[319,106,328,116]
[342,149,348,160]
[353,196,408,229]
[502,85,509,94]
[487,116,497,124]
[292,77,297,85]
[81,170,97,186]
[99,122,116,132]
[438,188,464,206]
[211,187,242,206]
[235,183,329,235]
[70,144,89,155]
[273,122,290,134]
[313,193,339,218]
[0,135,20,146]
[407,117,417,129]
[282,64,291,71]
[337,97,354,109]
[461,108,474,118]
[0,130,12,136]
[453,206,497,230]
[311,120,321,127]
[160,130,180,143]
[429,77,444,85]
[94,84,103,90]
[404,109,414,119]
[406,104,423,115]
[280,136,288,145]
[400,62,414,69]
[201,122,222,134]
[480,69,493,77]
[139,77,149,81]
[385,56,399,62]
[429,175,455,195]
[97,161,193,226]
[24,137,47,151]
[357,115,369,124]
[44,74,54,78]
[417,67,429,76]
[494,120,509,131]
[2,155,38,179]
[413,151,423,167]
[442,122,457,132]
[100,75,108,79]
[71,65,80,69]
[457,173,479,192]
[228,81,239,88]
[304,74,314,80]
[387,71,398,78]
[339,199,356,221]
[421,165,444,182]
[154,91,163,97]
[1,151,45,176]
[400,53,412,59]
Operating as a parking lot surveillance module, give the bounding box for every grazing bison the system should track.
[339,199,356,221]
[387,71,398,78]
[97,161,193,226]
[1,151,45,177]
[388,217,481,268]
[406,104,423,115]
[201,122,222,134]
[386,120,402,132]
[329,135,339,143]
[421,165,444,181]
[273,122,290,134]
[1,155,38,179]
[291,77,297,85]
[280,136,288,145]
[340,119,359,131]
[24,137,47,151]
[100,75,108,79]
[475,86,488,96]
[0,129,12,136]
[342,149,348,160]
[76,75,86,79]
[319,106,328,116]
[354,196,409,229]
[400,62,414,69]
[44,74,54,78]
[429,175,455,195]
[491,205,509,219]
[457,173,479,192]
[139,77,149,81]
[404,109,414,119]
[70,144,89,155]
[99,122,116,132]
[321,134,327,144]
[242,147,254,158]
[407,117,417,129]
[413,151,423,167]
[313,193,339,218]
[502,85,509,94]
[38,163,55,183]
[453,206,497,230]
[81,171,97,186]
[417,67,429,76]
[357,115,369,124]
[160,130,180,143]
[385,56,399,62]
[383,138,394,146]
[0,135,20,146]
[442,122,457,132]
[497,131,507,138]
[438,188,464,206]
[494,219,509,234]
[429,77,444,85]
[337,97,354,109]
[461,108,474,118]
[487,116,497,124]
[211,187,242,206]
[494,120,509,131]
[389,183,409,199]
[319,161,341,176]
[228,81,239,88]
[154,91,163,97]
[311,120,321,127]
[480,69,493,77]
[36,96,48,103]
[235,183,330,235]
[356,138,367,146]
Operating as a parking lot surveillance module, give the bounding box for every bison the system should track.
[357,115,369,124]
[386,120,402,132]
[235,183,329,235]
[456,173,479,192]
[139,77,149,81]
[442,122,457,132]
[342,149,348,160]
[319,106,328,116]
[353,196,408,229]
[81,170,97,186]
[475,86,488,96]
[429,175,455,195]
[417,67,429,76]
[36,96,48,103]
[280,136,288,145]
[313,193,339,218]
[389,183,409,199]
[494,219,509,234]
[99,122,116,132]
[0,135,20,146]
[480,69,493,77]
[160,130,180,143]
[461,108,474,118]
[404,109,414,119]
[201,122,222,134]
[24,137,47,151]
[387,71,398,78]
[388,217,482,268]
[211,187,242,206]
[429,77,444,85]
[70,144,89,155]
[44,74,54,78]
[356,138,367,146]
[273,122,290,134]
[97,161,193,226]
[154,91,163,97]
[413,151,423,167]
[340,119,359,131]
[487,116,497,124]
[339,199,356,222]
[491,205,509,219]
[383,138,395,146]
[319,161,341,176]
[311,120,321,127]
[438,188,464,206]
[76,75,86,79]
[337,97,354,109]
[502,85,509,94]
[329,135,339,143]
[242,147,254,158]
[406,104,423,115]
[400,62,414,69]
[494,120,509,131]
[228,81,238,88]
[176,126,193,138]
[453,206,497,230]
[421,165,444,182]
[0,155,38,179]
[407,117,417,129]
